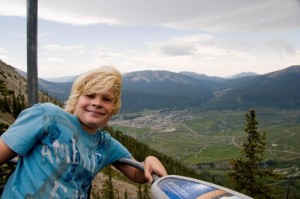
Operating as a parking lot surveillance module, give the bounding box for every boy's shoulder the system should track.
[38,102,62,110]
[34,102,66,115]
[98,130,114,141]
[40,102,61,109]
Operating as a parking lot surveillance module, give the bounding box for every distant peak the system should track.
[228,72,258,79]
[265,65,300,78]
[123,70,194,84]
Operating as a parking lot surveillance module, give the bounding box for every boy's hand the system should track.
[144,156,168,183]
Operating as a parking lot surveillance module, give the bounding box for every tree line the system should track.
[0,80,62,135]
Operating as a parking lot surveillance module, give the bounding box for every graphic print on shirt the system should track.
[29,124,105,198]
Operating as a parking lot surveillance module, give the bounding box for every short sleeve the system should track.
[1,104,45,156]
[103,135,132,167]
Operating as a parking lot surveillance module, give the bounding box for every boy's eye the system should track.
[103,97,113,102]
[86,94,95,98]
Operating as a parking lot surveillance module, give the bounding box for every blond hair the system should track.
[64,66,122,115]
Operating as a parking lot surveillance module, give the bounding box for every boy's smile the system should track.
[74,88,115,134]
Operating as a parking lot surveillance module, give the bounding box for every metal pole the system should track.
[27,0,38,107]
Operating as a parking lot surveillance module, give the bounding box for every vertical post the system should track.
[27,0,38,107]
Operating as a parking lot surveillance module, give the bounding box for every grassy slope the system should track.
[112,108,300,164]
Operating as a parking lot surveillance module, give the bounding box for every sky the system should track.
[0,0,300,78]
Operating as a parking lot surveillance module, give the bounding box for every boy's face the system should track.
[74,87,116,134]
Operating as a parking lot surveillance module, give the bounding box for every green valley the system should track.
[111,108,300,164]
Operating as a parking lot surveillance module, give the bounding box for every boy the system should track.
[0,66,167,198]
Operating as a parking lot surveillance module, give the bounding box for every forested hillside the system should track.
[0,60,62,132]
[205,65,300,110]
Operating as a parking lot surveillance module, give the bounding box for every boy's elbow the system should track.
[133,169,148,184]
[0,139,18,165]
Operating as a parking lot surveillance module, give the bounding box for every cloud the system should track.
[0,47,9,61]
[94,48,122,60]
[1,0,299,78]
[44,58,66,63]
[0,0,25,17]
[0,47,7,55]
[1,0,299,31]
[147,34,256,62]
[150,40,197,56]
[149,34,213,56]
[266,39,296,55]
[43,44,86,54]
[0,47,26,72]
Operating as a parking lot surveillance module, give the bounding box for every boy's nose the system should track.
[92,98,103,108]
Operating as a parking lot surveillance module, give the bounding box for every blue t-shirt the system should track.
[1,103,131,198]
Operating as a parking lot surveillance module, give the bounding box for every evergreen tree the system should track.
[0,96,11,113]
[142,184,151,199]
[116,190,120,199]
[229,109,279,198]
[19,94,26,110]
[0,80,6,94]
[12,93,18,118]
[137,184,143,199]
[0,123,9,135]
[124,189,128,199]
[101,166,115,199]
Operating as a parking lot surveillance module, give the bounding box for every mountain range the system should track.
[2,60,300,113]
[39,66,300,113]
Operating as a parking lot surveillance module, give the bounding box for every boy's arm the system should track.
[114,160,147,183]
[113,156,168,183]
[0,138,17,165]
